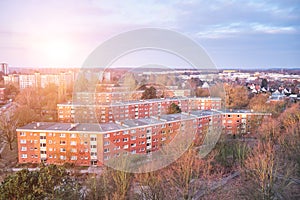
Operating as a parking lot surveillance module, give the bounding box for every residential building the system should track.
[0,63,8,75]
[16,111,222,166]
[57,97,222,123]
[221,109,271,135]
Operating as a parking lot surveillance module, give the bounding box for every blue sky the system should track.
[0,0,299,69]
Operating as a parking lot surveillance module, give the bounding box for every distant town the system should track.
[0,62,299,199]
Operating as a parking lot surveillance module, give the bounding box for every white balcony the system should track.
[40,154,47,159]
[40,147,46,151]
[40,139,46,143]
[91,156,97,160]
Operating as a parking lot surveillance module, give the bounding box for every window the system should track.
[20,139,26,144]
[40,136,46,140]
[21,146,27,151]
[131,136,136,140]
[227,120,232,123]
[90,145,97,149]
[71,148,77,153]
[48,140,52,144]
[60,141,66,145]
[20,132,26,136]
[130,129,136,134]
[104,148,110,153]
[60,133,66,138]
[131,150,136,154]
[227,115,232,118]
[60,148,66,152]
[131,143,136,147]
[104,156,109,160]
[104,133,110,138]
[48,133,52,137]
[70,134,76,138]
[90,137,97,141]
[123,145,128,149]
[91,152,97,156]
[40,151,46,154]
[21,154,27,158]
[70,141,77,146]
[40,143,46,147]
[60,155,66,160]
[104,141,110,146]
[123,138,128,142]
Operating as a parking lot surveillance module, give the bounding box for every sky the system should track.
[0,0,299,69]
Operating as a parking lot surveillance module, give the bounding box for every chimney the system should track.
[37,122,40,127]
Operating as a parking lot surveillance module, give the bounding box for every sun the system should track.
[44,39,72,64]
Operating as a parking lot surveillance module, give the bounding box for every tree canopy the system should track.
[0,164,81,200]
[167,103,182,114]
[141,86,157,100]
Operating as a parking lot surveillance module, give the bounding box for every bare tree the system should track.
[0,112,18,150]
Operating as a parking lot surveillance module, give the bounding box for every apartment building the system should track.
[3,74,19,86]
[16,111,222,166]
[3,72,74,90]
[57,97,222,123]
[222,109,272,135]
[73,91,144,104]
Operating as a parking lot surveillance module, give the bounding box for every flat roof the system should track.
[57,96,222,107]
[122,117,163,128]
[17,122,121,133]
[190,110,221,117]
[159,113,195,122]
[219,109,271,115]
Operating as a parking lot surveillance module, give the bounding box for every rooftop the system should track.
[159,113,195,122]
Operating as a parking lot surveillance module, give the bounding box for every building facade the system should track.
[221,110,272,135]
[17,111,222,166]
[57,97,222,123]
[0,63,8,75]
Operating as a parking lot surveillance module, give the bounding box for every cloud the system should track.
[196,22,297,39]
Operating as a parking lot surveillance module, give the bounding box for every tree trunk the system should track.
[9,142,13,151]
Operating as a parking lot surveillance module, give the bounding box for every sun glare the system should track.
[44,39,72,64]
